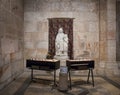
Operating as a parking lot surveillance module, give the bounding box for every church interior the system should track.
[0,0,120,95]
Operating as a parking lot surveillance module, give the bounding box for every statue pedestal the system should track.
[54,55,68,76]
[54,55,68,66]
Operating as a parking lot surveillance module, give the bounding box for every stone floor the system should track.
[0,71,120,95]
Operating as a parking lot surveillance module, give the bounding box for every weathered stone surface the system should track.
[0,0,11,10]
[107,0,116,11]
[107,10,116,22]
[0,0,24,90]
[107,0,116,62]
[116,1,120,61]
[10,0,24,18]
[36,42,48,49]
[0,64,12,82]
[0,22,5,38]
[24,41,34,49]
[10,51,22,63]
[107,41,116,61]
[1,38,18,54]
[0,55,3,67]
[88,21,99,32]
[99,41,107,61]
[24,21,37,32]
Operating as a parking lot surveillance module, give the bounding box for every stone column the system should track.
[99,0,107,61]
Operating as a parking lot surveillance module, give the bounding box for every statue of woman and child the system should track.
[55,27,68,58]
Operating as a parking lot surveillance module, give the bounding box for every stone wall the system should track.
[0,0,24,89]
[24,0,99,60]
[24,0,120,76]
[116,1,120,61]
[98,0,119,76]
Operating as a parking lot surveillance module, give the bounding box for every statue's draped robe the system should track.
[55,28,68,56]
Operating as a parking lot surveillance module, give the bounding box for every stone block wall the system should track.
[116,1,120,61]
[0,0,24,90]
[24,0,99,60]
[24,0,119,76]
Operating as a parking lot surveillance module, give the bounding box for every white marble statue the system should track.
[55,27,68,56]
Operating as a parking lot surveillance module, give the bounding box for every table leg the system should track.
[54,70,56,86]
[91,69,94,87]
[31,68,33,80]
[68,70,72,89]
[87,69,90,83]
